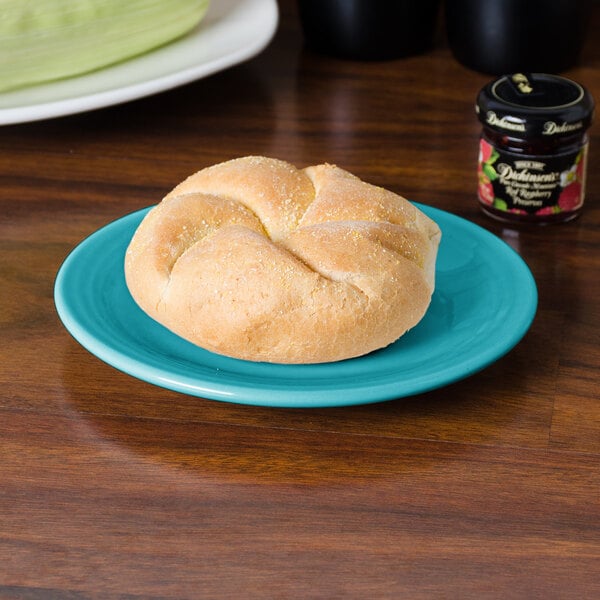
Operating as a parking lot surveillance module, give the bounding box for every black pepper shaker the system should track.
[446,0,592,74]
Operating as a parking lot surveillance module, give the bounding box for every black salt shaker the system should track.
[298,0,441,61]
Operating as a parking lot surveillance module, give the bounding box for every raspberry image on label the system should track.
[477,138,499,206]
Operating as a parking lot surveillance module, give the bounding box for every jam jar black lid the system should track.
[476,73,594,138]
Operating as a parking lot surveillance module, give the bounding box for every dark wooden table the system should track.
[2,1,599,597]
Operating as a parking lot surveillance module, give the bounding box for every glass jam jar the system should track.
[476,73,594,224]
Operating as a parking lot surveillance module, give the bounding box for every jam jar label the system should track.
[477,138,587,216]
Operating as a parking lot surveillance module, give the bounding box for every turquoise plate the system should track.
[54,205,537,408]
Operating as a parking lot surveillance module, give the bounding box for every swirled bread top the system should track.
[125,156,441,363]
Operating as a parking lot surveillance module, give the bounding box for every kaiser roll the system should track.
[124,156,441,363]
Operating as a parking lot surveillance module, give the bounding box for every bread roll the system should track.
[125,156,441,363]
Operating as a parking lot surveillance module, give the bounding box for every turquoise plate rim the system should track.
[54,204,538,408]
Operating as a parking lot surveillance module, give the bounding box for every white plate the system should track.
[0,0,278,125]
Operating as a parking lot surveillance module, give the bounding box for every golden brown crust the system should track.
[125,156,441,363]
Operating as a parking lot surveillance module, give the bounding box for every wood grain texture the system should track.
[1,1,599,597]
